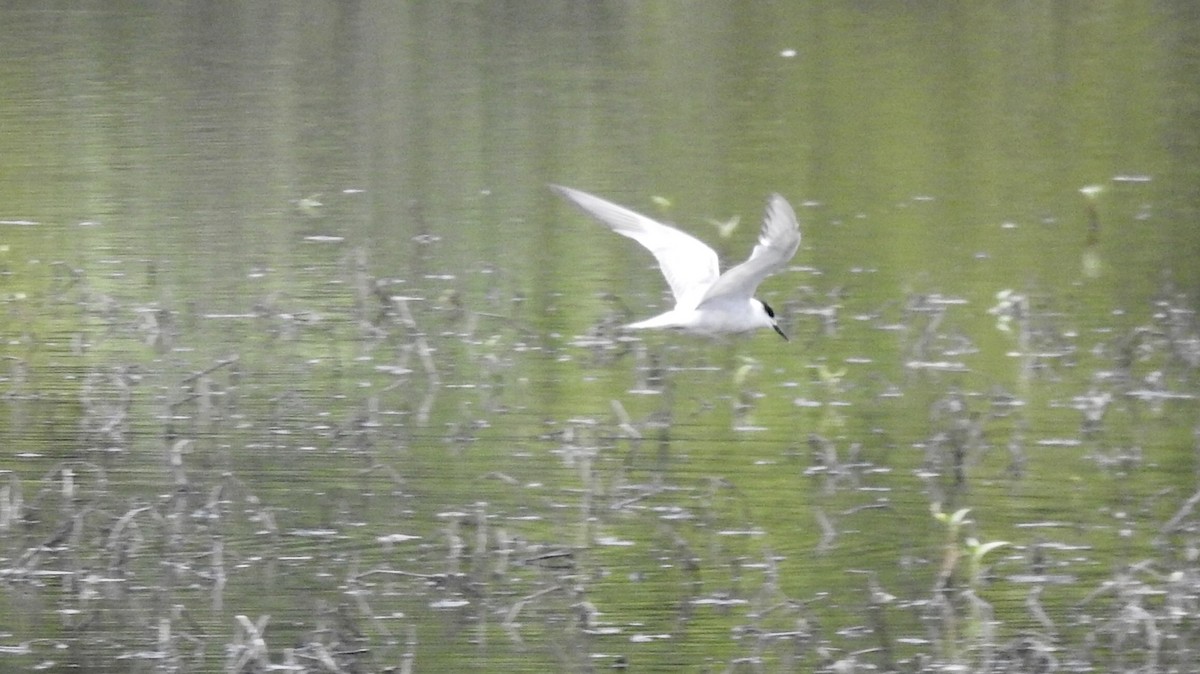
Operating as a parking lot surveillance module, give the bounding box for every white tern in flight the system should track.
[552,185,800,340]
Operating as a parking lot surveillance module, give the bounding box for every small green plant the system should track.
[930,504,1009,667]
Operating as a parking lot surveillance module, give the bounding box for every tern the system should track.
[552,185,800,340]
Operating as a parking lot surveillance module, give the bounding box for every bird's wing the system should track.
[699,193,800,306]
[551,185,719,306]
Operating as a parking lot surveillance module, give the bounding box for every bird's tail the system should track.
[624,313,679,330]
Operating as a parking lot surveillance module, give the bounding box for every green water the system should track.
[2,3,1199,672]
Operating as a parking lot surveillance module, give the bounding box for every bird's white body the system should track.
[552,185,800,339]
[625,296,775,335]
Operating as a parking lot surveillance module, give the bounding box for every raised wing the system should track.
[551,185,719,307]
[699,193,800,306]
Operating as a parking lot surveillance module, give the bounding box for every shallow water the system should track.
[3,3,1200,672]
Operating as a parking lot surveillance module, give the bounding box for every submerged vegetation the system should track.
[1,232,1199,673]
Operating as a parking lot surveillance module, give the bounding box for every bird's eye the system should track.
[761,301,776,318]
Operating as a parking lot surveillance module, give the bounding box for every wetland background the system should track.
[3,3,1200,672]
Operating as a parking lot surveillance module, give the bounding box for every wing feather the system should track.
[699,193,800,306]
[551,185,719,307]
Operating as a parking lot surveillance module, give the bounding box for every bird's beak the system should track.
[773,323,788,341]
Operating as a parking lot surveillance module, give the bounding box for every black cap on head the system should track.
[762,301,788,341]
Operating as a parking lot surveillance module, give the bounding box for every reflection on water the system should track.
[2,2,1200,673]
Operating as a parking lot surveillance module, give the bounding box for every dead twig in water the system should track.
[393,296,439,425]
[504,585,565,647]
[230,614,271,672]
[1155,487,1200,545]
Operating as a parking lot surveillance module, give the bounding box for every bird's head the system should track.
[759,300,788,341]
